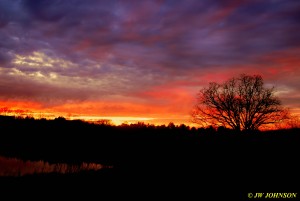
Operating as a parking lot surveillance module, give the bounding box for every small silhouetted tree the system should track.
[192,74,288,131]
[96,119,113,126]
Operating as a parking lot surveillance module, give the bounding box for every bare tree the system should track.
[192,74,288,131]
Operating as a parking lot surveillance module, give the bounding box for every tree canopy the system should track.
[192,74,288,131]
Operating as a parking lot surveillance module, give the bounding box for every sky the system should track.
[0,0,300,125]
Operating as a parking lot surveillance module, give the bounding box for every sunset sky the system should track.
[0,0,300,125]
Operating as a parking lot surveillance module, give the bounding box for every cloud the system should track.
[2,0,299,70]
[0,0,299,118]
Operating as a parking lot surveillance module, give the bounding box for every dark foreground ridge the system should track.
[0,115,299,199]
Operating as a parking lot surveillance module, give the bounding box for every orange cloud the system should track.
[0,100,43,111]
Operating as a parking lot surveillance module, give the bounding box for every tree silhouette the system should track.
[192,74,288,131]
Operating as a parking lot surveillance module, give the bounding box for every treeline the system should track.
[1,115,300,194]
[0,115,231,165]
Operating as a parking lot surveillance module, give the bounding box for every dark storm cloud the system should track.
[224,1,300,52]
[23,0,69,22]
[2,0,299,67]
[0,0,299,107]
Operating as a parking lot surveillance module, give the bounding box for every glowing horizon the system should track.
[0,105,195,127]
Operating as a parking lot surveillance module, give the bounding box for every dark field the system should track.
[0,115,299,200]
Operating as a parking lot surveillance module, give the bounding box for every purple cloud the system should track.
[0,0,299,113]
